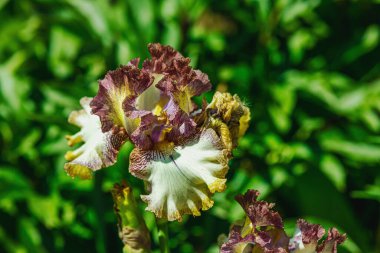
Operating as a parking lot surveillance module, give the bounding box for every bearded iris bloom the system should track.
[220,190,346,253]
[64,43,250,221]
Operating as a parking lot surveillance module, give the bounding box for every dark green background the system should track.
[0,0,379,252]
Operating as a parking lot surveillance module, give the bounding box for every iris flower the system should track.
[64,43,250,221]
[220,190,346,253]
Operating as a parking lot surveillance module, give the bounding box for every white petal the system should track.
[129,128,229,221]
[64,97,127,179]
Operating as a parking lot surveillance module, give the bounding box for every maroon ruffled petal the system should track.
[317,228,347,253]
[298,219,325,245]
[144,43,211,114]
[235,190,283,229]
[220,225,255,253]
[90,64,153,133]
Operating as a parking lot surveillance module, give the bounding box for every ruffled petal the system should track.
[289,219,346,253]
[128,111,159,150]
[235,190,283,229]
[220,225,255,253]
[64,97,127,179]
[317,228,346,253]
[221,226,289,253]
[164,98,197,143]
[143,43,211,114]
[90,64,153,133]
[289,219,325,252]
[142,43,182,74]
[129,128,229,221]
[207,91,250,151]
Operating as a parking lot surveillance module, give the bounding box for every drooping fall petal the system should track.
[64,97,127,179]
[129,128,229,221]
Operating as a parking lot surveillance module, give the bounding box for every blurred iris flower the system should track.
[220,190,346,253]
[64,43,250,221]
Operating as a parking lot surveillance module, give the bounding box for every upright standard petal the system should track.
[289,219,325,253]
[220,225,255,253]
[317,228,347,253]
[129,128,229,221]
[90,63,153,133]
[64,97,127,179]
[235,190,283,229]
[143,43,212,114]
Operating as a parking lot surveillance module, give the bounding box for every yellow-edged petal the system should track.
[129,128,229,221]
[64,97,127,179]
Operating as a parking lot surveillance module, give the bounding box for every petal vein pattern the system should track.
[129,128,229,221]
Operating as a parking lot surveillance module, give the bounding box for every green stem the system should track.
[156,218,170,253]
[94,174,107,253]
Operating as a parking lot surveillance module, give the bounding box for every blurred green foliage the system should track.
[0,0,379,252]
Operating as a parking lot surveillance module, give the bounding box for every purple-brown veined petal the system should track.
[220,225,255,253]
[129,128,229,221]
[127,111,161,150]
[142,43,182,73]
[207,91,251,151]
[90,64,153,133]
[317,228,346,253]
[164,98,197,143]
[289,219,325,253]
[143,43,211,114]
[235,190,283,229]
[253,229,289,253]
[221,226,289,253]
[289,220,346,253]
[127,95,197,150]
[64,97,127,179]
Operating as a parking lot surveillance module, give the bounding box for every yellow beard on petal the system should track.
[154,141,175,155]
